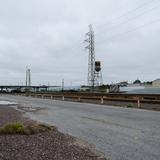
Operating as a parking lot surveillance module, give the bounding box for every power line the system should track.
[110,0,157,20]
[97,18,160,43]
[97,2,160,35]
[95,0,159,30]
[47,1,160,57]
[64,1,160,55]
[43,1,160,65]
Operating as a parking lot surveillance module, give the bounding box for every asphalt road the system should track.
[1,95,160,160]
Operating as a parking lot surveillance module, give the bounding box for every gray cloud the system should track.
[0,0,160,86]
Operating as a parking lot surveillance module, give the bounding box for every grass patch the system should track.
[0,122,25,134]
[0,122,55,135]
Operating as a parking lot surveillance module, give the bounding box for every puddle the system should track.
[0,100,17,105]
[17,106,44,112]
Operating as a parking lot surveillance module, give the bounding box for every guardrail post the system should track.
[137,97,140,108]
[101,97,104,104]
[62,96,64,101]
[78,97,81,102]
[51,96,53,99]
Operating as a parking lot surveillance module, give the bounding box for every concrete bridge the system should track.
[0,85,59,92]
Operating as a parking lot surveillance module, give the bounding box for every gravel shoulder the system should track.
[0,105,107,160]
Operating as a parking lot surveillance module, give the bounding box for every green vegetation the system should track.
[98,84,110,89]
[0,122,55,135]
[133,79,141,84]
[0,123,25,134]
[127,104,133,108]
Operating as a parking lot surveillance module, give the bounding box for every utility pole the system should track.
[28,69,31,86]
[85,24,95,91]
[26,67,28,86]
[62,79,64,92]
[26,67,31,87]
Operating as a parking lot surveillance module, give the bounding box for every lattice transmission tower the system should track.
[84,25,95,88]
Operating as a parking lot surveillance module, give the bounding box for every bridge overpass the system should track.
[0,85,60,92]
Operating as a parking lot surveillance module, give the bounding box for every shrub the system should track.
[127,104,133,108]
[0,122,54,135]
[0,122,25,134]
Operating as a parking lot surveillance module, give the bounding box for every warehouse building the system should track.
[152,79,160,88]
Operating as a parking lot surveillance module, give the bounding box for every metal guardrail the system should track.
[15,93,160,109]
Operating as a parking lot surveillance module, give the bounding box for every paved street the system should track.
[1,95,160,160]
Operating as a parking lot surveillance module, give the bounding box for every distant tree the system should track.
[143,81,152,85]
[133,79,141,84]
[98,85,110,89]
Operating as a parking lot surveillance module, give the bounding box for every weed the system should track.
[0,122,25,134]
[0,122,54,135]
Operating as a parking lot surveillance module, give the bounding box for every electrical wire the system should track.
[44,1,160,56]
[97,2,160,35]
[95,0,159,30]
[97,18,160,44]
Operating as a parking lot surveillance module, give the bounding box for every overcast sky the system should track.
[0,0,160,86]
